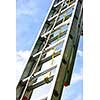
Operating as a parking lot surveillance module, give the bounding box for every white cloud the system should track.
[77,49,83,57]
[16,50,30,85]
[16,50,30,61]
[16,49,83,85]
[16,50,83,100]
[71,68,83,84]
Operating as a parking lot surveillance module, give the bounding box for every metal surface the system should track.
[47,0,83,100]
[16,0,83,100]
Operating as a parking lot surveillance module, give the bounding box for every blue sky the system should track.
[16,0,83,100]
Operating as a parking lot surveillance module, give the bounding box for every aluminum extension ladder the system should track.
[16,0,83,100]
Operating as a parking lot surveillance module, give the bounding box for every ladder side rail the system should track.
[16,0,57,99]
[19,1,66,100]
[47,0,82,100]
[64,4,83,86]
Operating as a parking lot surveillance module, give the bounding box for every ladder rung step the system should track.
[41,30,52,38]
[53,18,70,31]
[62,0,75,11]
[34,64,57,79]
[60,2,75,16]
[32,38,64,58]
[48,2,75,22]
[45,38,65,51]
[55,14,72,26]
[39,49,61,65]
[49,30,67,43]
[22,64,57,83]
[41,19,70,38]
[27,75,54,90]
[32,51,42,58]
[53,0,64,8]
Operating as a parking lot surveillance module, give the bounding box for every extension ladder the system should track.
[16,0,83,100]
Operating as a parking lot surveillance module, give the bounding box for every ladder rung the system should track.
[22,64,57,83]
[27,75,54,90]
[45,38,64,52]
[39,49,61,65]
[32,51,42,58]
[48,2,75,22]
[60,3,75,16]
[54,18,70,31]
[34,64,57,79]
[55,14,72,26]
[32,38,65,58]
[49,30,67,43]
[62,0,75,11]
[41,18,70,38]
[54,0,64,8]
[41,30,52,38]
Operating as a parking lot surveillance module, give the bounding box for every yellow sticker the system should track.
[44,71,51,83]
[51,48,56,65]
[66,0,71,6]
